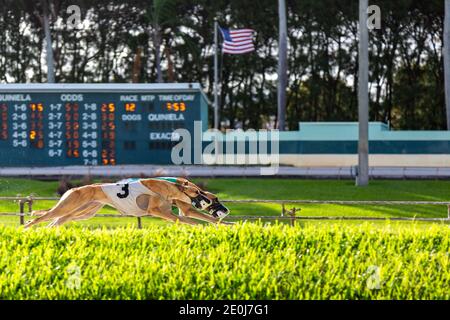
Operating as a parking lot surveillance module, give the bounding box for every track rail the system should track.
[1,196,450,205]
[0,196,449,227]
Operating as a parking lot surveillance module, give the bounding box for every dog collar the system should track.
[152,177,179,184]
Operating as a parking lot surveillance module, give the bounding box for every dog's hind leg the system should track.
[47,202,105,227]
[71,202,104,221]
[24,186,103,228]
[30,189,85,217]
[47,218,61,228]
[30,209,49,216]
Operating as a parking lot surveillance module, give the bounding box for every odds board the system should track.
[0,84,208,166]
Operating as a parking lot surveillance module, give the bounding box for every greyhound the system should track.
[24,177,230,228]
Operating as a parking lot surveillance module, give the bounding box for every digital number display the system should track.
[1,103,8,140]
[101,103,116,165]
[125,103,136,112]
[65,103,80,158]
[0,85,207,166]
[165,102,186,112]
[29,103,44,149]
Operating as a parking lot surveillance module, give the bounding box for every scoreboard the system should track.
[0,83,208,166]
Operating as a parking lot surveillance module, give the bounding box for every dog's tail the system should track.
[30,209,48,216]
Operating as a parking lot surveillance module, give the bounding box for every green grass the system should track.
[1,179,449,300]
[0,223,448,299]
[0,178,449,228]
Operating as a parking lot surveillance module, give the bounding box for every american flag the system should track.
[219,27,255,54]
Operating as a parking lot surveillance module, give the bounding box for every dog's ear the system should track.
[175,178,189,186]
[175,182,187,193]
[175,184,183,192]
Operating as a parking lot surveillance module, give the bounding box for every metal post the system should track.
[448,205,450,220]
[137,217,142,229]
[19,200,25,226]
[214,19,219,130]
[444,0,450,130]
[356,0,369,186]
[281,203,285,216]
[290,208,296,227]
[277,0,287,131]
[41,0,55,83]
[27,197,33,221]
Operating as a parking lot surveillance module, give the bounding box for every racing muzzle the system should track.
[207,200,230,219]
[190,193,212,210]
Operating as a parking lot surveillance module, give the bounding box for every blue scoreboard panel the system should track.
[0,84,208,166]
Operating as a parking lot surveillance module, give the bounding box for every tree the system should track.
[0,0,448,131]
[145,0,200,83]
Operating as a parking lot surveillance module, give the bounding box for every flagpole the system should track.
[214,19,219,130]
[277,0,287,131]
[356,0,369,186]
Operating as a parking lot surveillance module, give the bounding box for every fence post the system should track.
[290,208,296,227]
[19,200,25,226]
[448,205,450,220]
[281,203,285,216]
[27,196,33,217]
[137,217,142,229]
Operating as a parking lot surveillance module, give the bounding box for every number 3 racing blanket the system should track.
[101,180,157,216]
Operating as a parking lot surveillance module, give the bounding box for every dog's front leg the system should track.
[150,207,200,225]
[147,197,199,225]
[174,200,226,224]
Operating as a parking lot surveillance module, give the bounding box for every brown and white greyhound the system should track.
[24,177,230,228]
